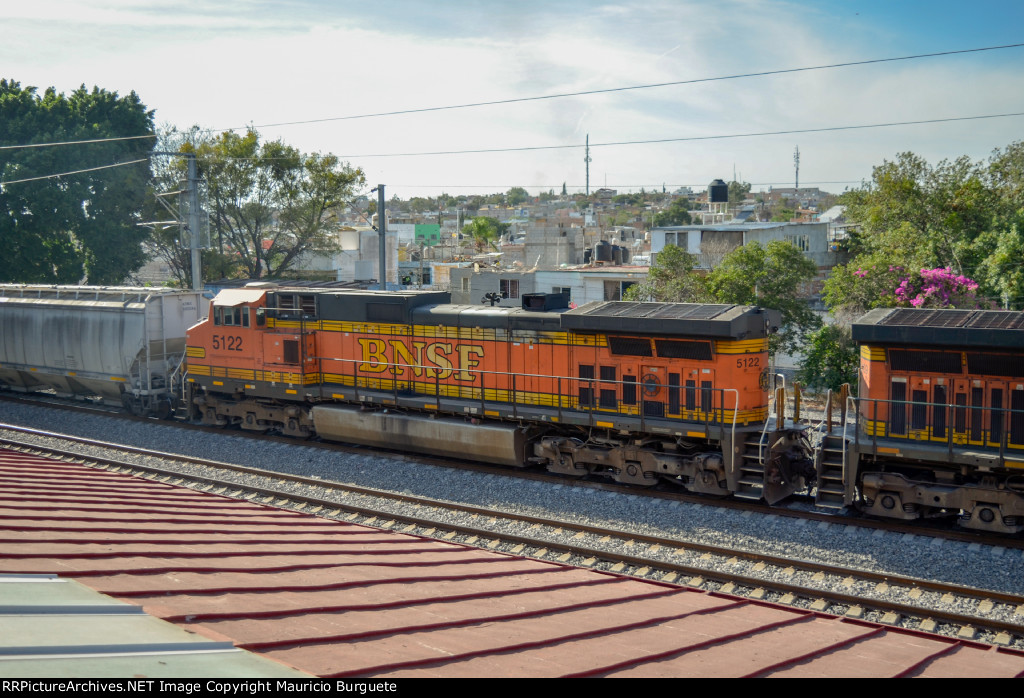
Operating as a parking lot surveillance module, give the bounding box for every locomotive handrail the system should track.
[844,394,855,470]
[310,354,756,431]
[848,395,1024,463]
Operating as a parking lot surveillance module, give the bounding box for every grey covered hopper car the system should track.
[0,285,208,416]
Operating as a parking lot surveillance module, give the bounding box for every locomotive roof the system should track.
[561,301,780,339]
[262,288,778,339]
[852,307,1024,349]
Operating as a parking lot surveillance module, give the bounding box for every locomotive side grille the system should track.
[367,302,404,323]
[655,339,713,360]
[607,336,653,356]
[966,353,1024,378]
[888,349,962,374]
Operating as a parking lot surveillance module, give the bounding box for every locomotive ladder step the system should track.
[734,436,768,501]
[814,434,847,509]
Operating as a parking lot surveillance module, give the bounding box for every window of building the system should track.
[500,279,520,299]
[604,280,637,301]
[785,234,810,252]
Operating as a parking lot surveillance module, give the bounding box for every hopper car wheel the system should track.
[155,398,172,420]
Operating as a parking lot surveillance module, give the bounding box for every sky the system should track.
[3,0,1024,200]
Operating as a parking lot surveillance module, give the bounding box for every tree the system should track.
[507,186,529,207]
[623,245,710,303]
[707,240,820,354]
[178,129,364,279]
[840,152,992,273]
[463,217,500,253]
[973,211,1024,308]
[0,80,155,284]
[728,180,751,205]
[652,198,692,227]
[797,324,858,393]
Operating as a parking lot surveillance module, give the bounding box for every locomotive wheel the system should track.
[241,412,266,431]
[546,453,586,477]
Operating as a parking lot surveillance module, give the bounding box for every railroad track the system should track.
[0,391,1012,549]
[3,426,1024,649]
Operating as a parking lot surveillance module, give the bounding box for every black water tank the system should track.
[708,179,729,203]
[621,247,631,264]
[612,245,623,265]
[595,240,613,262]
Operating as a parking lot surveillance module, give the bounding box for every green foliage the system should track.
[407,197,433,213]
[822,254,906,316]
[623,245,710,303]
[0,79,155,283]
[770,207,796,222]
[652,197,693,227]
[707,240,821,354]
[507,186,529,207]
[628,239,818,354]
[828,143,1024,312]
[797,324,858,393]
[463,217,500,253]
[728,180,751,204]
[972,210,1024,308]
[173,128,363,280]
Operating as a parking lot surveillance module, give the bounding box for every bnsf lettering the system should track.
[212,334,243,351]
[358,338,485,382]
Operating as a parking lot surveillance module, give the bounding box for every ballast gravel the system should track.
[2,400,1023,644]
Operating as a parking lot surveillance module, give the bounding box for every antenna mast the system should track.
[794,145,800,191]
[585,134,592,196]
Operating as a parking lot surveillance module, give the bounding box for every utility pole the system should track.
[374,184,387,291]
[186,154,202,291]
[584,134,592,196]
[794,145,800,191]
[146,151,204,291]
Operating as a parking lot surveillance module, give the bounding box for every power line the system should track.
[224,43,1024,131]
[332,112,1024,158]
[0,134,156,151]
[3,44,1020,153]
[0,158,149,186]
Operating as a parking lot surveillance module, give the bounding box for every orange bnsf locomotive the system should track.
[840,307,1024,534]
[185,285,814,503]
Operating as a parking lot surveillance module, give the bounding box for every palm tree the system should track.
[463,218,500,254]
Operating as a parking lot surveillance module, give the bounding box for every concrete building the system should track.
[650,221,837,270]
[450,265,649,308]
[297,226,399,287]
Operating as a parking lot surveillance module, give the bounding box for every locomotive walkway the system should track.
[2,446,1023,678]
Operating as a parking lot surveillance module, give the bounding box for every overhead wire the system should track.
[222,43,1024,131]
[0,158,150,186]
[179,111,1024,165]
[2,44,1020,189]
[0,134,156,151]
[3,42,1021,153]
